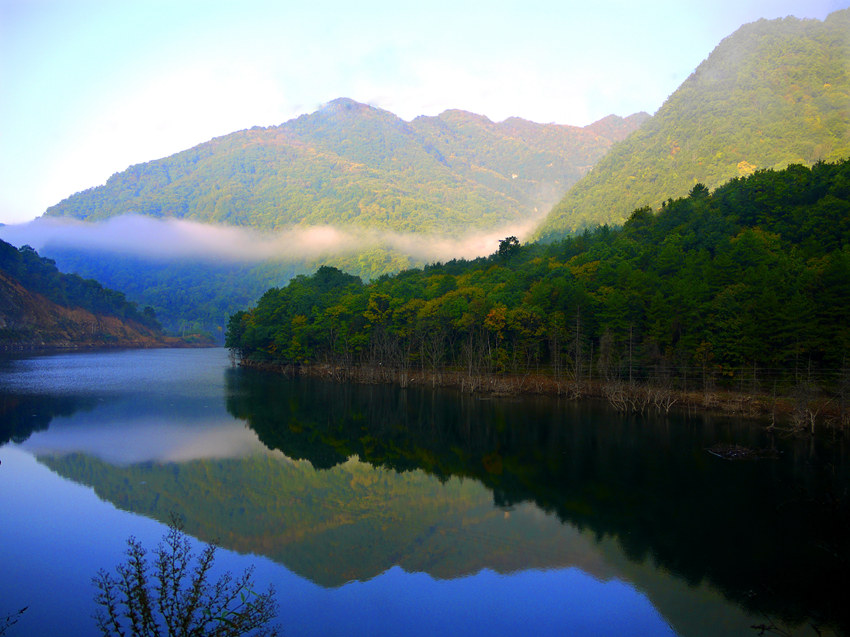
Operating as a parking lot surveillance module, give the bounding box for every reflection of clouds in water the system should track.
[1,349,287,466]
[23,419,272,465]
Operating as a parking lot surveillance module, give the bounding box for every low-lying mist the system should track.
[0,214,542,265]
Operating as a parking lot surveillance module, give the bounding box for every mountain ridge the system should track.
[42,102,648,233]
[535,9,850,241]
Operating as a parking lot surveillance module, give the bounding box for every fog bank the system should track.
[0,214,541,264]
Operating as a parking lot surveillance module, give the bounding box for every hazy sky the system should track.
[1,0,847,224]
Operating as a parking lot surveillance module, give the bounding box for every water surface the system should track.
[1,348,847,636]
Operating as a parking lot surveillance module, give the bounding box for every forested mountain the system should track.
[535,9,850,241]
[42,99,647,233]
[43,248,307,338]
[227,159,850,394]
[41,237,430,339]
[32,10,850,343]
[32,103,645,338]
[0,239,175,348]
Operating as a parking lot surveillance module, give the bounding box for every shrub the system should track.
[92,517,279,636]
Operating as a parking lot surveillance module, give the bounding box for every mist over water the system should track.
[0,214,543,264]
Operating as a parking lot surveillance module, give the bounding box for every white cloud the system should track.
[0,214,541,265]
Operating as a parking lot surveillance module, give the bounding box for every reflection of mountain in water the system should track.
[224,371,850,634]
[40,452,615,587]
[30,366,850,634]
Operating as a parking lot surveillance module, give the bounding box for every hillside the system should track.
[227,159,850,393]
[535,9,850,241]
[40,248,307,338]
[42,100,647,233]
[0,239,180,348]
[0,270,169,349]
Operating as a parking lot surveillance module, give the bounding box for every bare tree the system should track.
[0,607,27,636]
[92,516,279,637]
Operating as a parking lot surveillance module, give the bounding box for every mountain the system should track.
[535,9,850,241]
[227,159,850,388]
[42,100,647,233]
[31,102,646,339]
[0,239,181,348]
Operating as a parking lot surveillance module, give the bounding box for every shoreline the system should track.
[238,358,848,434]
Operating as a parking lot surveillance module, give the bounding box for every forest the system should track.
[227,159,850,421]
[0,238,161,330]
[36,101,645,337]
[43,99,644,234]
[34,11,850,340]
[536,10,850,241]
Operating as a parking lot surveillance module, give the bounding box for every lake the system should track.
[1,348,848,636]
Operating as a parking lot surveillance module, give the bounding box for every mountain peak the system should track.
[585,113,651,140]
[534,8,850,242]
[315,98,402,122]
[320,97,371,113]
[43,97,645,236]
[435,110,494,126]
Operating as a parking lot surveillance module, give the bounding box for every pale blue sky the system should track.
[1,0,847,223]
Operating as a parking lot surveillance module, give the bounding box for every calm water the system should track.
[1,348,848,636]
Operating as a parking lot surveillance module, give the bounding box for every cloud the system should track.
[0,214,542,265]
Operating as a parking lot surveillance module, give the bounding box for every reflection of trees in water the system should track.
[226,369,850,634]
[0,393,96,445]
[42,449,592,589]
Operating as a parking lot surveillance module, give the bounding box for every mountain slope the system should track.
[535,9,850,241]
[0,239,177,348]
[42,100,647,233]
[227,159,850,384]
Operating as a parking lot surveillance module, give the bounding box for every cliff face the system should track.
[0,271,174,349]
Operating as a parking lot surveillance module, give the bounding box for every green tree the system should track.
[497,236,521,260]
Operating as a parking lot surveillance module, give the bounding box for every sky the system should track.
[1,0,848,225]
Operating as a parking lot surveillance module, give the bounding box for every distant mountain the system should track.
[42,247,305,338]
[42,100,647,233]
[33,103,646,339]
[535,9,850,241]
[0,239,181,348]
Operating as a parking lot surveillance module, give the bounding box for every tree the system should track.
[497,236,520,260]
[0,607,27,636]
[689,182,710,199]
[92,517,279,637]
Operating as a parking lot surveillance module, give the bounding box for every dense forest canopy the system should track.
[34,103,646,338]
[42,100,646,234]
[0,238,160,329]
[227,159,850,390]
[27,10,850,346]
[536,10,850,242]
